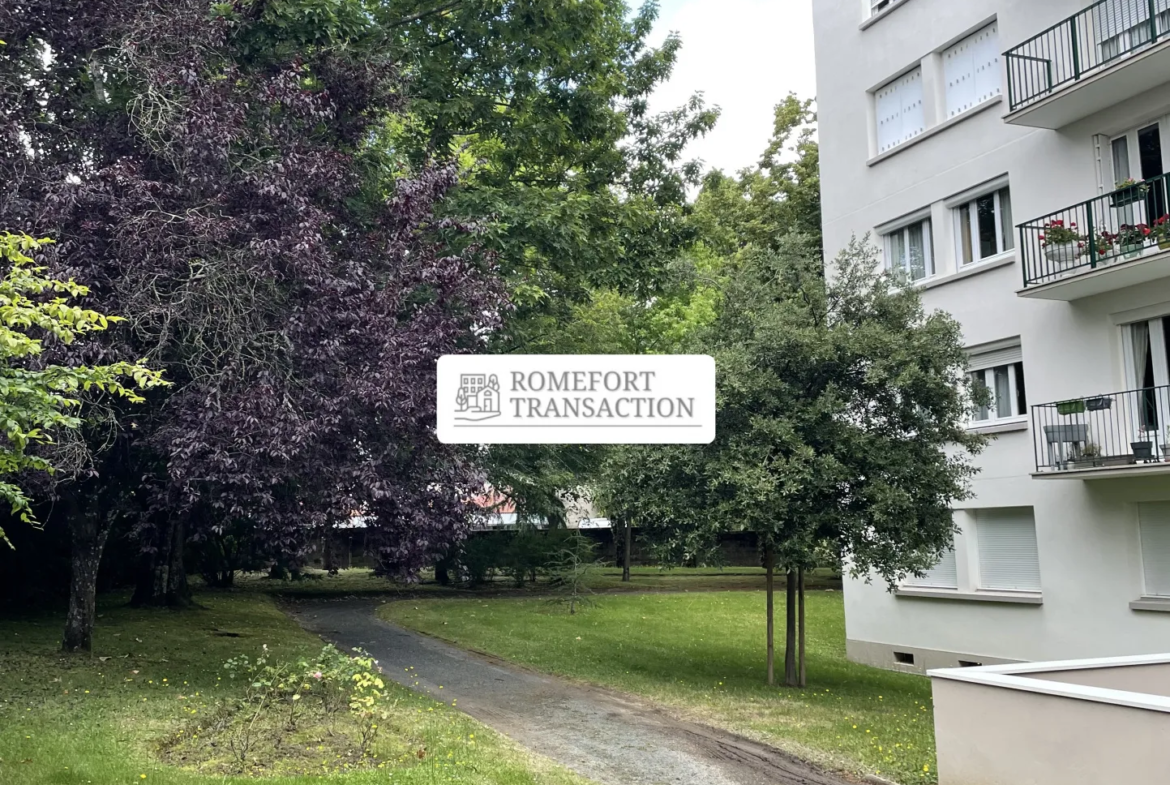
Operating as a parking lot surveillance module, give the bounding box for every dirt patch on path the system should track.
[285,596,865,785]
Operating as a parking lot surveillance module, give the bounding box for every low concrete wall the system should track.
[1026,662,1170,698]
[931,655,1170,785]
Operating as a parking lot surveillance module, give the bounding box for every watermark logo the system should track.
[454,373,501,421]
[437,355,715,444]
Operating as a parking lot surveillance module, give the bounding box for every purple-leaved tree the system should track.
[0,0,505,650]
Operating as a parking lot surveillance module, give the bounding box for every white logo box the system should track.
[437,355,715,444]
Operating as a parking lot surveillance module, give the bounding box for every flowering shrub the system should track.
[1038,219,1084,247]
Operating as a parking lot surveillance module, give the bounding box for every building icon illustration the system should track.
[455,373,501,421]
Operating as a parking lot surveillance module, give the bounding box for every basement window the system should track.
[959,660,984,668]
[894,651,915,665]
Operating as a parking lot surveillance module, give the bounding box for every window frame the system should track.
[882,217,934,282]
[954,187,1014,266]
[968,362,1026,425]
[1139,502,1170,598]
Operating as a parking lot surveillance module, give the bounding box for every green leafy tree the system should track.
[600,239,988,687]
[0,233,166,544]
[692,95,821,257]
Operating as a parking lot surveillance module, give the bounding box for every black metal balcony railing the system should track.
[1018,171,1170,287]
[1033,385,1170,472]
[1006,0,1170,111]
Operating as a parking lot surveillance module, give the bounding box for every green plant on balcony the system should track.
[1110,178,1150,208]
[1039,219,1086,266]
[1109,224,1151,258]
[1152,215,1170,250]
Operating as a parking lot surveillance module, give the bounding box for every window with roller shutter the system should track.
[1139,502,1170,597]
[975,508,1041,592]
[943,24,1002,119]
[903,549,958,589]
[875,68,925,154]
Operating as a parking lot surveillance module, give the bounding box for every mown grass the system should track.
[0,592,595,785]
[382,591,936,785]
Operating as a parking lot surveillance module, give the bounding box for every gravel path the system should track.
[285,597,859,785]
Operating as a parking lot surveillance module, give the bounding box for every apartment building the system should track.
[813,0,1170,673]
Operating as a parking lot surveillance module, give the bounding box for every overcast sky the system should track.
[647,0,816,177]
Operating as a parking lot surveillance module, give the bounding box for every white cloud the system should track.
[648,0,816,177]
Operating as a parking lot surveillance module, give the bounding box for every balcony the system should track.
[1032,385,1170,479]
[1017,172,1170,300]
[1005,0,1170,129]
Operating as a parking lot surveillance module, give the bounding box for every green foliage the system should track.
[692,95,821,256]
[455,529,597,588]
[601,239,990,585]
[0,234,167,545]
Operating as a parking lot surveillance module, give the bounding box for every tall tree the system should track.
[692,95,821,257]
[0,0,504,646]
[600,239,988,687]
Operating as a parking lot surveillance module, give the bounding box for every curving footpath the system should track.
[285,596,862,785]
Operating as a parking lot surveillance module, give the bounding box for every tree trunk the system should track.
[63,501,109,652]
[622,520,632,582]
[323,529,337,574]
[131,516,190,607]
[165,516,191,607]
[798,566,807,688]
[764,542,774,686]
[784,567,798,687]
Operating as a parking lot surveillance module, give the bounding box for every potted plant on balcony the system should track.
[1039,219,1086,266]
[1110,177,1150,208]
[1153,215,1170,251]
[1074,441,1102,469]
[1085,394,1114,411]
[1132,425,1156,463]
[1056,398,1086,416]
[1112,224,1150,259]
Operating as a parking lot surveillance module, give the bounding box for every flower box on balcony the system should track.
[1110,184,1148,208]
[1085,396,1113,411]
[1056,399,1086,416]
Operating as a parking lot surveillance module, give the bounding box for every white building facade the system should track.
[814,0,1170,673]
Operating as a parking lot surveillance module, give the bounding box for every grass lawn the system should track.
[0,592,595,785]
[231,566,840,598]
[382,591,937,785]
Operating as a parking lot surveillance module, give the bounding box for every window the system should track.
[942,24,1002,119]
[1140,502,1170,597]
[968,343,1026,423]
[874,68,925,154]
[975,508,1041,592]
[903,549,958,589]
[883,218,933,281]
[955,187,1013,265]
[1094,0,1170,61]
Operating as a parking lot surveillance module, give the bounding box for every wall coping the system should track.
[929,653,1170,714]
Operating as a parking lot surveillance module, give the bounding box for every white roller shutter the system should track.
[967,342,1023,372]
[943,24,1002,118]
[1094,0,1170,41]
[875,68,925,154]
[904,549,958,589]
[1139,502,1170,597]
[976,509,1041,591]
